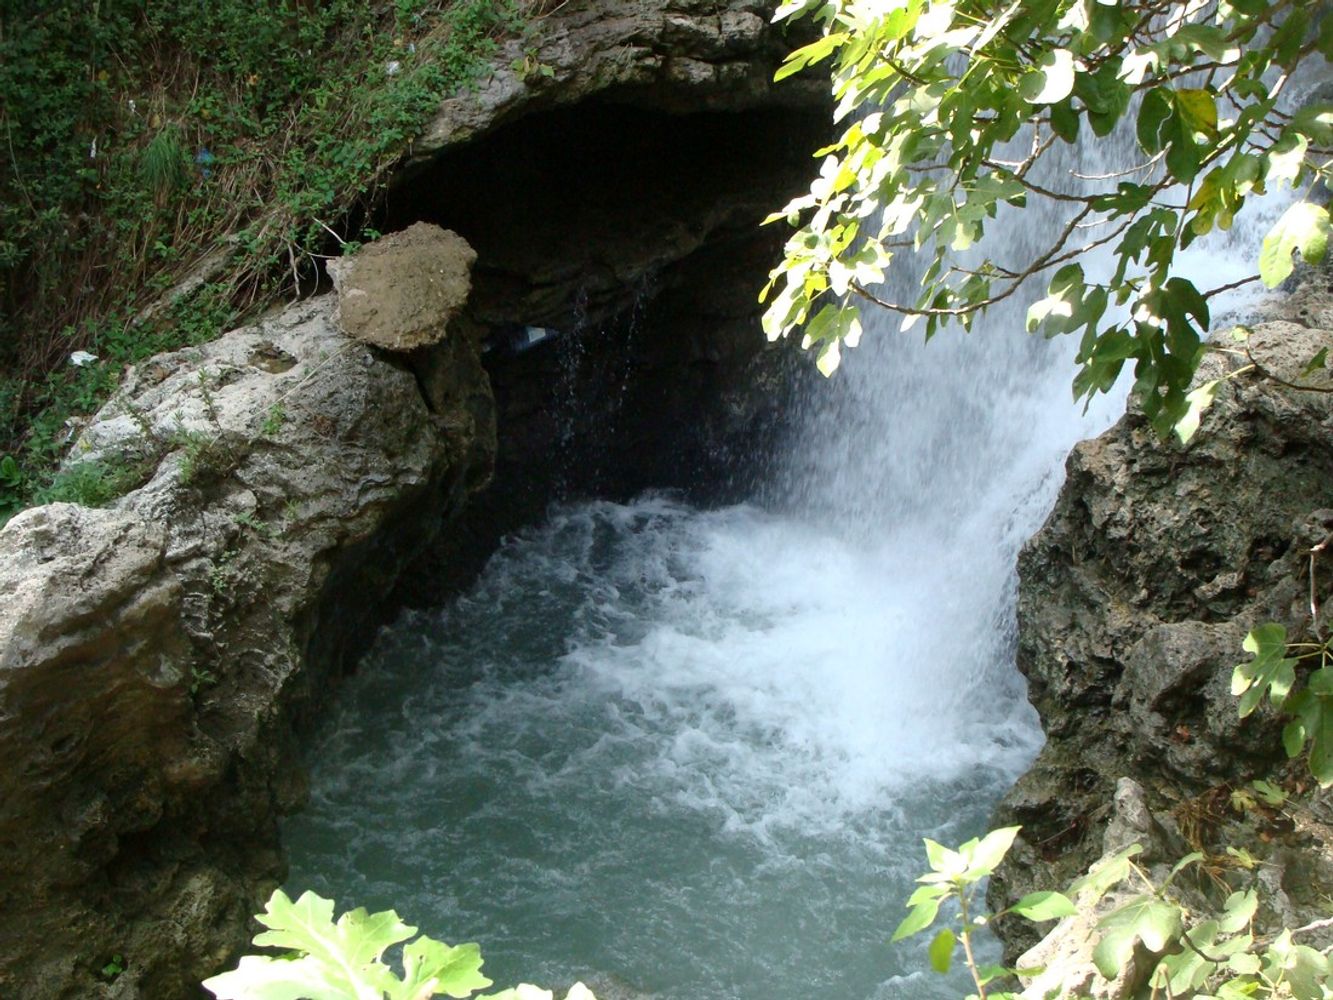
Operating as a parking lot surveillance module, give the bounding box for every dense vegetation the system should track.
[0,0,536,518]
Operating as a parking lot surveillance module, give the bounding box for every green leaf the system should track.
[1137,89,1173,154]
[1020,49,1076,105]
[928,928,956,974]
[1219,890,1258,934]
[1267,133,1309,189]
[1300,347,1329,378]
[965,826,1021,879]
[1092,895,1183,979]
[0,455,21,488]
[1175,89,1218,139]
[1260,202,1331,288]
[1049,100,1079,142]
[1304,693,1333,786]
[1227,951,1261,975]
[1174,379,1219,444]
[204,889,492,1000]
[892,899,941,942]
[1152,920,1217,995]
[251,891,414,973]
[396,939,491,1000]
[906,883,951,906]
[1250,780,1286,807]
[923,838,958,875]
[1232,623,1299,716]
[1162,851,1204,888]
[1069,844,1141,904]
[775,32,847,81]
[1284,718,1308,759]
[1165,113,1202,183]
[203,954,360,1000]
[1010,891,1077,922]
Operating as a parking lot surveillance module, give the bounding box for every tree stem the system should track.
[957,888,988,1000]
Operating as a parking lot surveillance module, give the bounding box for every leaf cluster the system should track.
[763,0,1332,436]
[892,826,1077,998]
[1233,623,1333,786]
[203,889,601,1000]
[897,830,1333,1000]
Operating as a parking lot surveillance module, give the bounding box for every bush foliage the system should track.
[0,0,531,514]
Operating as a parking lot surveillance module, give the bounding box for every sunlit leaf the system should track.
[1010,891,1076,922]
[892,899,941,942]
[1069,844,1141,904]
[1175,89,1218,139]
[1174,379,1219,444]
[966,826,1021,879]
[1020,49,1076,104]
[1093,896,1183,979]
[1260,202,1331,288]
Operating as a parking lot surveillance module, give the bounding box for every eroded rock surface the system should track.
[0,297,493,998]
[989,265,1333,959]
[408,0,822,160]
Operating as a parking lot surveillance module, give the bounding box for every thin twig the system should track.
[1244,344,1333,395]
[1202,274,1261,300]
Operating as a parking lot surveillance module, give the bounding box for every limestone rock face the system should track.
[989,264,1333,958]
[408,0,823,162]
[327,224,477,351]
[0,297,494,999]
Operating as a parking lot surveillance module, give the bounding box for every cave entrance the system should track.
[374,100,830,596]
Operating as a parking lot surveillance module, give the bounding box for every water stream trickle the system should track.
[284,109,1286,998]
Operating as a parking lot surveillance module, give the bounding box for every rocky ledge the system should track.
[989,263,1333,993]
[0,273,494,998]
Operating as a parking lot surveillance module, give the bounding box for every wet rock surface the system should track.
[990,263,1333,963]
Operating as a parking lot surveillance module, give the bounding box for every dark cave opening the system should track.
[374,100,831,600]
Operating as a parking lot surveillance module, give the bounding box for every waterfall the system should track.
[283,99,1291,1000]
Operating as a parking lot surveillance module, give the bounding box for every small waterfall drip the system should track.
[548,281,654,499]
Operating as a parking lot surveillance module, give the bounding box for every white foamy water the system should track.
[284,76,1298,999]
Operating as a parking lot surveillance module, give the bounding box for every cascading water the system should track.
[283,105,1285,998]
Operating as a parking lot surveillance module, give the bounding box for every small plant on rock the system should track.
[891,826,1075,998]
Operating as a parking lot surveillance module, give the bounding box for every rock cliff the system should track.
[989,263,1333,972]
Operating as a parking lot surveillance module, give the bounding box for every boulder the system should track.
[327,224,477,351]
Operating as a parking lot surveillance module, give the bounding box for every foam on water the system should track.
[285,496,1043,998]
